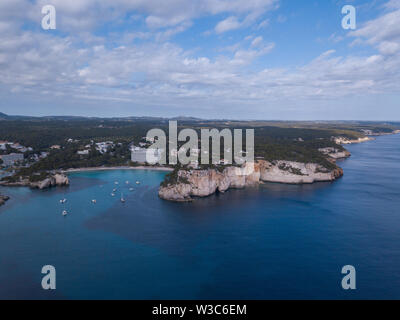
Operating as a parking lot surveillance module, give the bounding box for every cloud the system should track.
[257,19,270,29]
[0,0,400,117]
[349,4,400,54]
[251,36,263,47]
[215,16,241,33]
[10,0,278,33]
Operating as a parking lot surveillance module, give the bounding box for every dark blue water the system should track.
[1,134,400,299]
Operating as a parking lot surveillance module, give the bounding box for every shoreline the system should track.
[62,166,174,174]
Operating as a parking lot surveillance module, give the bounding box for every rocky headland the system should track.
[0,173,69,190]
[333,136,374,145]
[159,160,344,202]
[318,147,351,160]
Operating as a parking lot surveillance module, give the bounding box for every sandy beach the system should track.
[62,166,174,173]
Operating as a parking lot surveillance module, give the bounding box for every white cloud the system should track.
[251,36,263,47]
[349,5,400,54]
[0,0,399,117]
[15,0,278,32]
[215,16,241,33]
[257,19,270,29]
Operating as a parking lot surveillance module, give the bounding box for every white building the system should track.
[95,141,114,154]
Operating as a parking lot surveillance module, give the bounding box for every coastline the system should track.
[62,166,174,173]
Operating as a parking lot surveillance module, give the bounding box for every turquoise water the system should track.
[1,135,400,299]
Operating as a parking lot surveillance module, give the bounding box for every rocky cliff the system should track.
[333,136,373,145]
[318,147,351,160]
[0,194,10,206]
[0,173,69,190]
[159,160,343,202]
[31,174,70,189]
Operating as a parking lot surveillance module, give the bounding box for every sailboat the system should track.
[62,210,68,216]
[59,198,67,204]
[120,193,125,203]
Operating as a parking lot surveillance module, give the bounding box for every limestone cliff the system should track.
[0,173,69,190]
[333,136,373,145]
[318,147,351,160]
[31,174,70,190]
[159,160,343,202]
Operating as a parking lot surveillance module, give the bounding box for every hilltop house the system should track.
[77,150,90,155]
[95,141,114,154]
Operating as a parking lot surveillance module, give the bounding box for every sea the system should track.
[0,134,400,299]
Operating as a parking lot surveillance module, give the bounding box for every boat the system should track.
[113,188,117,192]
[111,193,115,197]
[62,210,68,216]
[136,181,140,185]
[91,199,97,204]
[120,193,125,203]
[129,188,134,191]
[125,181,129,184]
[114,181,119,185]
[59,198,67,204]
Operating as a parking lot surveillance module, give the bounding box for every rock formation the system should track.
[333,136,373,145]
[318,147,351,160]
[31,174,70,190]
[159,160,343,202]
[0,173,69,190]
[0,194,10,206]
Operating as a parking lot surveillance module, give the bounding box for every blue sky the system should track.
[0,0,399,120]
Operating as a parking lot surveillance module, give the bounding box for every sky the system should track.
[0,0,399,120]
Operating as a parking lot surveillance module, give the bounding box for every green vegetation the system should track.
[161,166,190,187]
[1,117,399,183]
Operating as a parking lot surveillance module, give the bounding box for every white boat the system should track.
[136,181,140,185]
[113,188,117,192]
[114,181,119,185]
[91,199,97,204]
[60,198,67,204]
[120,193,125,203]
[125,181,129,184]
[62,210,68,216]
[129,188,134,191]
[111,193,115,197]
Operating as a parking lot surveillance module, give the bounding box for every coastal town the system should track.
[1,116,400,206]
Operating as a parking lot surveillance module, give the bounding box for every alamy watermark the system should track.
[138,121,255,175]
[41,5,56,30]
[341,265,356,290]
[41,265,56,290]
[342,5,356,30]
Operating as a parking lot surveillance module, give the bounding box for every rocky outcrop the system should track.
[159,160,343,202]
[31,174,70,189]
[318,147,351,160]
[0,173,69,190]
[333,136,373,145]
[0,194,10,206]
